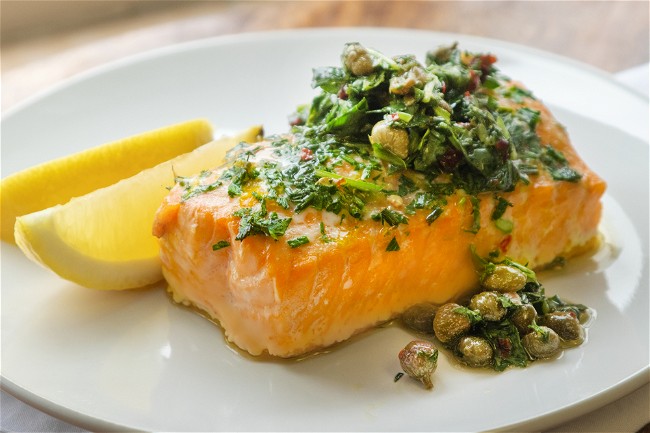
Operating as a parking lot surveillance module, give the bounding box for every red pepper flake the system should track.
[441,81,447,94]
[390,113,400,121]
[288,115,304,127]
[499,235,512,253]
[478,54,498,83]
[299,148,313,161]
[335,178,346,187]
[337,85,348,100]
[495,139,510,161]
[467,70,481,92]
[464,90,471,97]
[480,53,497,70]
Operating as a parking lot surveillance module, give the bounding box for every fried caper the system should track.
[522,326,560,359]
[433,303,471,344]
[456,336,493,368]
[389,66,428,95]
[402,303,437,333]
[398,340,439,389]
[539,311,585,343]
[341,42,374,76]
[511,304,538,335]
[370,120,409,159]
[482,264,527,292]
[469,291,506,322]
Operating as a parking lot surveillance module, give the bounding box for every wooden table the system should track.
[2,1,648,112]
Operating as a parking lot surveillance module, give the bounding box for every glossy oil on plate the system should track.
[1,29,648,432]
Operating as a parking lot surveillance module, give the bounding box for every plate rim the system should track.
[1,27,649,432]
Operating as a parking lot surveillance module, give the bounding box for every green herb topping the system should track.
[386,236,400,252]
[212,240,231,251]
[176,43,582,243]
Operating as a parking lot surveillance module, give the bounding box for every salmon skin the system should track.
[153,43,605,357]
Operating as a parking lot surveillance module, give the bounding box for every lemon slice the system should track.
[1,119,213,243]
[14,125,263,290]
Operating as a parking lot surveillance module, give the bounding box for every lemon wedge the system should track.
[14,125,263,290]
[1,119,213,243]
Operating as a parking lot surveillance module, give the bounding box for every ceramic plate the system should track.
[2,29,648,432]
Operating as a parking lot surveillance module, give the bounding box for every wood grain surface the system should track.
[2,1,648,112]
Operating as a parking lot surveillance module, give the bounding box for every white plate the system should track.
[1,29,648,432]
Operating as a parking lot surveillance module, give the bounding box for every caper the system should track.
[389,66,428,95]
[456,336,493,368]
[522,326,560,359]
[398,340,439,389]
[482,264,527,292]
[469,291,506,322]
[539,311,585,343]
[433,303,471,344]
[370,120,409,159]
[402,303,437,333]
[511,304,538,335]
[341,43,374,76]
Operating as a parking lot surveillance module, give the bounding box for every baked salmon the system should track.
[153,43,605,357]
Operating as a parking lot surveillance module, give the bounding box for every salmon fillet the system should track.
[153,44,605,357]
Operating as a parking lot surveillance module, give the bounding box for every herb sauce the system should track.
[177,43,582,242]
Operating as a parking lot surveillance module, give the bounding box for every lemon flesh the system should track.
[14,125,263,290]
[2,119,213,243]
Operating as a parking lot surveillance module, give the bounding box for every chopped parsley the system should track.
[212,240,231,251]
[173,43,583,244]
[319,222,332,243]
[491,196,512,220]
[234,202,292,241]
[386,236,400,251]
[465,195,481,234]
[371,208,409,227]
[477,320,529,371]
[287,235,310,248]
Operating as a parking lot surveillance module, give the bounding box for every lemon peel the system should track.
[2,119,213,243]
[14,125,263,290]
